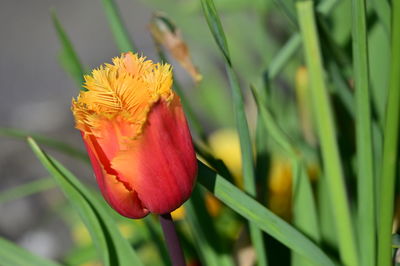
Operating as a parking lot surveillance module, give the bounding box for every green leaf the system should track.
[0,128,88,163]
[326,62,355,117]
[296,1,358,265]
[317,173,338,249]
[269,0,297,26]
[262,0,341,82]
[51,10,86,88]
[250,85,297,159]
[292,161,320,242]
[100,0,136,52]
[185,185,233,266]
[0,237,61,266]
[377,2,400,265]
[200,0,230,64]
[254,82,270,202]
[369,0,390,34]
[351,0,376,264]
[251,84,321,266]
[264,34,301,81]
[0,178,55,204]
[199,0,267,264]
[291,160,321,266]
[28,138,143,266]
[197,161,335,266]
[369,23,390,125]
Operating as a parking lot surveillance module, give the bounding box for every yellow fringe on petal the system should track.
[72,52,174,138]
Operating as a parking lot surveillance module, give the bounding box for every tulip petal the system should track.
[82,132,149,218]
[91,116,137,162]
[112,98,197,214]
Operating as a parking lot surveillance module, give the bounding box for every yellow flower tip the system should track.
[295,66,309,89]
[268,157,292,194]
[171,205,186,220]
[72,52,175,137]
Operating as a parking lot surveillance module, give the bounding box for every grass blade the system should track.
[199,0,267,265]
[28,138,143,266]
[269,0,297,26]
[197,161,334,266]
[370,0,390,34]
[264,34,301,81]
[185,185,233,266]
[51,10,85,87]
[262,0,340,82]
[254,82,270,202]
[250,85,297,158]
[377,2,400,265]
[296,1,358,265]
[351,0,375,264]
[0,237,61,266]
[251,84,321,255]
[292,162,320,238]
[29,137,110,265]
[0,128,88,163]
[326,62,355,117]
[0,178,55,204]
[291,160,321,266]
[100,0,136,52]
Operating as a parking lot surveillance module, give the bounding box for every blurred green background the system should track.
[0,0,393,264]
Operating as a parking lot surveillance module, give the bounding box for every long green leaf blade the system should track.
[51,10,85,87]
[29,138,110,265]
[0,237,61,266]
[0,128,88,163]
[197,162,334,266]
[377,2,400,265]
[263,0,340,82]
[251,84,321,266]
[296,1,358,265]
[185,186,232,266]
[370,0,390,34]
[28,138,143,266]
[351,0,375,264]
[291,161,320,266]
[199,1,267,265]
[0,178,55,204]
[100,0,136,52]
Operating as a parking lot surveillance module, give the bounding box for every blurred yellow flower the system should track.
[267,157,293,221]
[171,192,222,220]
[171,204,186,220]
[206,128,319,221]
[208,129,243,188]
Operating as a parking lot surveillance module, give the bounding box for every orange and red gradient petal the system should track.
[83,133,149,218]
[112,98,197,214]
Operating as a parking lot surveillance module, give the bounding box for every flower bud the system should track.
[72,52,197,218]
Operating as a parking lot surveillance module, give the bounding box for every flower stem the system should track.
[159,213,186,266]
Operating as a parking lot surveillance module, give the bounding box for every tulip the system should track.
[72,52,198,219]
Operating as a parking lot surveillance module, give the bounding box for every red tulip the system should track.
[72,52,197,218]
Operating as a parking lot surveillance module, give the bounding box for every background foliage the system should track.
[0,0,399,265]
